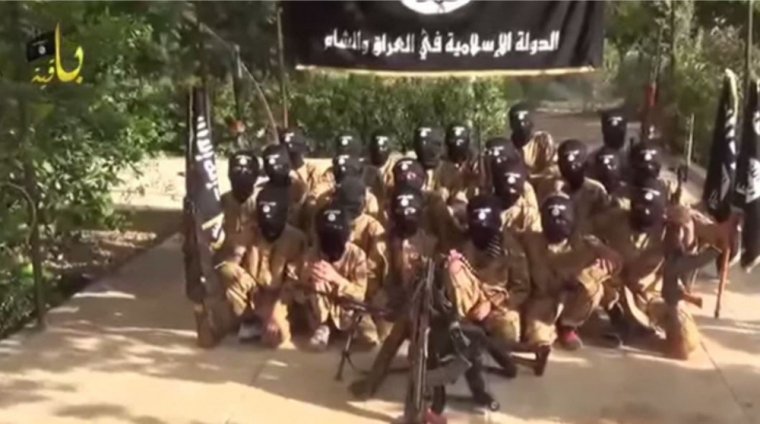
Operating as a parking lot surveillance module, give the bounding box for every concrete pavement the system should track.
[2,114,759,423]
[1,232,758,424]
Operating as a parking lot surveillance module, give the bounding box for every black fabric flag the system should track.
[282,0,605,76]
[183,86,225,304]
[702,69,739,223]
[26,31,55,62]
[737,80,760,271]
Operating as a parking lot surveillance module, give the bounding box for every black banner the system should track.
[702,70,739,223]
[738,80,760,271]
[188,87,225,249]
[183,86,225,303]
[282,0,605,76]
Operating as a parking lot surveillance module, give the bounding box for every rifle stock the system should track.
[662,225,719,309]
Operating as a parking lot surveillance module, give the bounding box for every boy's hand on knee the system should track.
[468,300,491,322]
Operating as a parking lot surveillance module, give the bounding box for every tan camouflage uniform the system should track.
[221,192,246,240]
[369,231,438,340]
[535,173,610,235]
[521,131,556,179]
[296,243,369,332]
[592,206,722,359]
[445,232,531,345]
[523,233,614,346]
[364,153,402,213]
[217,224,308,345]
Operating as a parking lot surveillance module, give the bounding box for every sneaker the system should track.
[238,321,262,343]
[308,324,331,351]
[558,327,583,351]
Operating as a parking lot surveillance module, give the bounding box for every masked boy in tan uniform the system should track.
[444,195,531,347]
[508,103,556,179]
[534,139,610,236]
[368,186,438,341]
[363,131,400,216]
[217,184,307,348]
[221,150,260,242]
[298,206,370,351]
[523,193,621,350]
[592,178,730,359]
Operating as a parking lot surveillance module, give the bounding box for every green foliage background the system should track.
[2,0,758,336]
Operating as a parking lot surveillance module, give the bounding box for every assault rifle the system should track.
[350,258,550,422]
[661,222,715,309]
[308,289,392,381]
[661,222,719,357]
[183,196,218,348]
[402,257,435,424]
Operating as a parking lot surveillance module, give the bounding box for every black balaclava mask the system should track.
[335,132,362,157]
[228,150,260,203]
[335,176,366,222]
[279,128,309,169]
[484,137,521,169]
[467,194,503,251]
[369,131,392,167]
[262,144,292,186]
[630,141,662,186]
[541,194,575,244]
[413,125,444,170]
[557,139,588,191]
[255,184,290,242]
[315,206,350,262]
[392,158,426,192]
[492,158,528,210]
[332,154,363,184]
[601,110,628,150]
[593,146,622,192]
[390,186,423,239]
[629,178,667,232]
[508,103,535,149]
[445,123,471,164]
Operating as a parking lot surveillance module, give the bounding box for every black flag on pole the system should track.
[183,86,225,305]
[737,79,760,271]
[702,69,739,223]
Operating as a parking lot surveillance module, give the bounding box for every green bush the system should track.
[283,74,516,155]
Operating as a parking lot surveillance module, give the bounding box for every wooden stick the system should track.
[714,248,731,318]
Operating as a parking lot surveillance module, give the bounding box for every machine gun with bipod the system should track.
[348,257,550,423]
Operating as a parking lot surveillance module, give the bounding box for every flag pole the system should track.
[276,3,289,128]
[715,245,731,318]
[746,0,754,93]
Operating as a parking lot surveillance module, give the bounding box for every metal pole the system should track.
[232,44,245,149]
[12,3,46,330]
[746,0,754,93]
[232,44,243,118]
[669,0,678,151]
[276,4,289,127]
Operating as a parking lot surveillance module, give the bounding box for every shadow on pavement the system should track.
[1,236,758,424]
